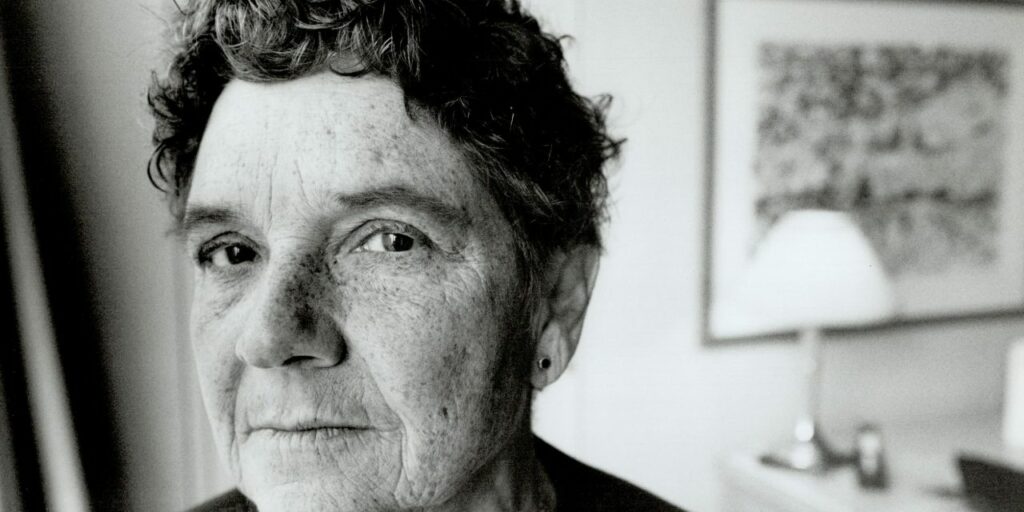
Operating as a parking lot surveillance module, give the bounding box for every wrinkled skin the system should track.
[182,72,543,511]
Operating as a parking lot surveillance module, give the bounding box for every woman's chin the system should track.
[235,430,401,510]
[245,481,384,512]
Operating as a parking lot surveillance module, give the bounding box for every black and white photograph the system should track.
[2,0,1024,511]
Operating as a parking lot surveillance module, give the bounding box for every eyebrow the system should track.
[337,185,471,230]
[177,185,471,239]
[176,207,246,241]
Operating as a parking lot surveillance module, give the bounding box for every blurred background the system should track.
[1,0,1022,511]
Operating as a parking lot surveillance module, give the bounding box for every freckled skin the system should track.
[186,72,538,511]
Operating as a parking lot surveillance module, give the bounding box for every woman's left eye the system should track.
[203,243,258,268]
[357,232,418,253]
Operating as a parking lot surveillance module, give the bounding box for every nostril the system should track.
[281,344,345,367]
[282,354,317,366]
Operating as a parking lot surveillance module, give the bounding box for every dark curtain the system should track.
[0,2,127,509]
[0,187,44,512]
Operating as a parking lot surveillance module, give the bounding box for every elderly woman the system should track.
[148,1,682,511]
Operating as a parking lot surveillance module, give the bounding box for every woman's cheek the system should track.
[336,261,491,402]
[331,252,461,325]
[190,269,256,330]
[189,277,255,467]
[340,270,456,368]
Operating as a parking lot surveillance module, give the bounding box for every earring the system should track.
[537,357,552,370]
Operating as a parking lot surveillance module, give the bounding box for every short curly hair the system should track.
[148,0,621,277]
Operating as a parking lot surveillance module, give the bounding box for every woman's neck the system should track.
[425,427,555,512]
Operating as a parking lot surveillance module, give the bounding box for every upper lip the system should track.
[239,390,378,435]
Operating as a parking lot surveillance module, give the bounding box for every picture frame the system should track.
[704,0,1024,341]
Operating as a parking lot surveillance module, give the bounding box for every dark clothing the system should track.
[189,437,684,512]
[188,490,256,512]
[533,438,684,511]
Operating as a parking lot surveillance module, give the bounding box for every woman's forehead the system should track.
[187,72,480,224]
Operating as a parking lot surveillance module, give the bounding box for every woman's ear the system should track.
[531,245,600,390]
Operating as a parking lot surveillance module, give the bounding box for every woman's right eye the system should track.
[200,243,258,269]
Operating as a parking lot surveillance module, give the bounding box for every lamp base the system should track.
[760,424,847,473]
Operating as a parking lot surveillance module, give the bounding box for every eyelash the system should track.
[353,221,433,254]
[195,235,260,270]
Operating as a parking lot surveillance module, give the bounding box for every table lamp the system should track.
[725,209,897,472]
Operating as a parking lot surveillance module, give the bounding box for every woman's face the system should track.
[183,72,534,511]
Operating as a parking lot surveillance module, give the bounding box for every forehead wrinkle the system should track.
[294,159,313,209]
[259,146,277,235]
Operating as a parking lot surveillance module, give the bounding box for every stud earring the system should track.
[538,357,552,370]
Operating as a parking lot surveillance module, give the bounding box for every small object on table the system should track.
[1004,339,1024,449]
[854,423,889,490]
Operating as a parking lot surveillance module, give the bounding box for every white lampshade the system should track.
[712,209,896,338]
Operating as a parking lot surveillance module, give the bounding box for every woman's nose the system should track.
[235,254,345,369]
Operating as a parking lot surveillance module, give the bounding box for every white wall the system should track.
[20,0,1019,510]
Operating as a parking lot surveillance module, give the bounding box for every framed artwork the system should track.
[705,0,1024,340]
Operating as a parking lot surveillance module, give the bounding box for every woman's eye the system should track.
[204,244,258,268]
[358,232,417,253]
